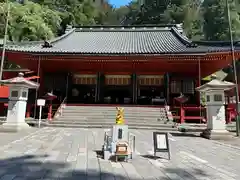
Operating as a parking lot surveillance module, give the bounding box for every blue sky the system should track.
[109,0,132,7]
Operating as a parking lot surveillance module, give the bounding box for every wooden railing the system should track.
[171,106,206,124]
[53,97,67,119]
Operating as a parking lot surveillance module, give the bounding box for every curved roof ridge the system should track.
[75,26,171,32]
[194,40,240,46]
[74,24,177,29]
[6,40,43,46]
[4,28,76,48]
[171,27,192,45]
[50,28,76,44]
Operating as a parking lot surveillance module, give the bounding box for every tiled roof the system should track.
[4,25,240,55]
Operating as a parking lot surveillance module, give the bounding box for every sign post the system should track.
[153,132,171,160]
[37,99,46,128]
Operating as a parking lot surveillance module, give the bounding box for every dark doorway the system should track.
[104,85,131,104]
[68,84,95,104]
[138,86,165,105]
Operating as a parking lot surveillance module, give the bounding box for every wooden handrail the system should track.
[53,96,67,119]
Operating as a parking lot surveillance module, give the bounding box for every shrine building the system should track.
[2,25,240,107]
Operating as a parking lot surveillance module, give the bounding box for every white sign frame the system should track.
[37,99,46,128]
[153,132,170,160]
[37,99,46,106]
[156,134,167,149]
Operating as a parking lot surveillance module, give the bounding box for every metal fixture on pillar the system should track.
[226,0,240,136]
[0,0,10,80]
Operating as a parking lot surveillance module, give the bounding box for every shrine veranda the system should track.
[1,25,240,116]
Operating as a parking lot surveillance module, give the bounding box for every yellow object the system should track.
[116,107,125,125]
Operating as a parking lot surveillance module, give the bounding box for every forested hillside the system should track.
[122,0,240,41]
[1,0,240,41]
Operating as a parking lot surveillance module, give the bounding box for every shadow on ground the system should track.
[0,154,212,180]
[170,132,201,137]
[141,154,164,160]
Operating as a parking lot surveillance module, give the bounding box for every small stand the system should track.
[115,142,129,162]
[153,132,171,160]
[102,107,136,162]
[37,99,46,128]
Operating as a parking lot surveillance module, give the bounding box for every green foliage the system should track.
[1,0,240,42]
[202,0,240,41]
[0,0,112,41]
[0,1,61,41]
[120,0,203,39]
[120,0,240,41]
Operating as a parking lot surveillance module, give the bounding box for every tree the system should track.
[0,2,62,41]
[35,0,100,26]
[121,0,202,40]
[202,0,240,41]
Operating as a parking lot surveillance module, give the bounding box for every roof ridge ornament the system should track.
[176,23,183,34]
[42,40,52,48]
[65,25,73,33]
[186,43,198,48]
[18,72,24,77]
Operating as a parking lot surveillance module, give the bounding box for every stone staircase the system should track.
[49,105,178,131]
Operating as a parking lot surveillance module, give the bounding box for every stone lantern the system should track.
[196,78,235,139]
[0,73,39,131]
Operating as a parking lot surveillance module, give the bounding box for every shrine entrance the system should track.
[68,74,97,104]
[137,75,165,105]
[103,75,132,104]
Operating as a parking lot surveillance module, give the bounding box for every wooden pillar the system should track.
[131,73,137,104]
[180,105,185,124]
[95,72,101,103]
[196,79,201,105]
[164,73,170,104]
[26,104,31,118]
[65,73,73,103]
[47,100,53,121]
[98,73,105,103]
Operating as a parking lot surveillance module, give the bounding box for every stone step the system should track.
[57,117,166,122]
[63,107,165,110]
[65,106,164,109]
[61,114,164,118]
[61,111,165,114]
[56,116,167,121]
[47,123,178,131]
[62,110,164,114]
[57,105,169,130]
[50,120,173,127]
[59,113,165,117]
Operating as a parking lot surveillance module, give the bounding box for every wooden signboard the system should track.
[153,132,170,160]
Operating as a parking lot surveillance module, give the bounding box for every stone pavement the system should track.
[0,128,240,180]
[215,136,240,148]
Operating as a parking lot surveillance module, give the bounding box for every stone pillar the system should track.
[205,92,226,131]
[0,73,39,132]
[196,79,235,140]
